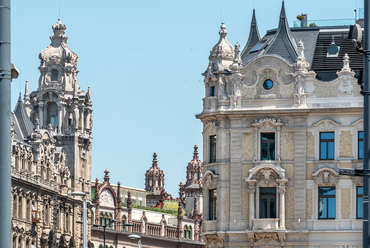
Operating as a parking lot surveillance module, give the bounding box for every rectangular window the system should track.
[320,132,334,160]
[359,131,364,159]
[209,189,217,220]
[261,133,275,160]
[357,186,363,219]
[210,86,216,97]
[319,187,335,219]
[260,187,276,218]
[210,135,217,163]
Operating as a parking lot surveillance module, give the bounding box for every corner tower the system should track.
[28,19,93,194]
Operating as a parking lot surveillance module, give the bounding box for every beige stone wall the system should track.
[306,188,312,219]
[283,164,293,180]
[307,132,315,159]
[242,133,254,160]
[306,163,314,180]
[314,82,340,97]
[339,131,353,157]
[283,133,294,160]
[286,187,294,219]
[341,188,350,219]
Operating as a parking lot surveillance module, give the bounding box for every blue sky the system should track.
[10,0,364,197]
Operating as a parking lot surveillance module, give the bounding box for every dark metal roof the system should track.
[13,94,34,140]
[311,29,363,71]
[241,9,261,60]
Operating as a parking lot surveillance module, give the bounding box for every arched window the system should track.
[100,212,104,226]
[98,245,103,248]
[47,102,58,126]
[108,213,113,229]
[18,237,21,248]
[26,199,31,221]
[189,225,193,240]
[195,172,198,180]
[183,225,188,239]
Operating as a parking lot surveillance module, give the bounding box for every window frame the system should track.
[210,135,217,163]
[358,131,364,159]
[261,133,275,161]
[209,189,217,220]
[259,187,277,218]
[357,186,363,219]
[318,186,336,219]
[319,132,334,160]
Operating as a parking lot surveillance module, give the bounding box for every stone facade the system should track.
[198,3,363,247]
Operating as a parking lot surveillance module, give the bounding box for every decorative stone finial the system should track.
[24,80,30,103]
[342,53,351,72]
[152,152,158,167]
[104,168,110,182]
[193,144,199,160]
[219,22,228,37]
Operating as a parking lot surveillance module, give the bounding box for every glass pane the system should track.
[358,197,363,218]
[261,143,268,160]
[269,142,275,160]
[319,198,327,218]
[321,132,334,139]
[260,199,267,218]
[320,142,327,159]
[252,43,264,51]
[328,142,334,159]
[328,198,336,218]
[358,186,363,195]
[359,141,364,159]
[262,133,275,140]
[319,187,335,195]
[270,198,276,218]
[359,131,364,139]
[260,188,276,195]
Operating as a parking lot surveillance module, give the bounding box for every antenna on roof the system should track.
[58,6,61,20]
[220,11,223,23]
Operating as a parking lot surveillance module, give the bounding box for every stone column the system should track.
[57,104,62,134]
[276,126,281,161]
[253,127,258,161]
[39,101,44,128]
[248,182,256,229]
[278,183,286,229]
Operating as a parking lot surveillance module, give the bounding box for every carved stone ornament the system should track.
[99,189,115,207]
[203,170,219,188]
[312,168,339,185]
[254,232,279,243]
[312,119,340,131]
[254,169,280,186]
[251,118,283,131]
[246,164,287,186]
[203,234,224,248]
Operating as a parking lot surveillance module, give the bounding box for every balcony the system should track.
[253,218,279,231]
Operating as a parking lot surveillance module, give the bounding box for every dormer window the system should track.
[51,69,58,81]
[326,36,340,57]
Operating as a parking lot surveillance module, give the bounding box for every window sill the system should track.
[253,218,279,230]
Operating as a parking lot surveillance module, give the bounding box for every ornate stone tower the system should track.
[145,153,165,206]
[184,145,203,216]
[27,19,93,194]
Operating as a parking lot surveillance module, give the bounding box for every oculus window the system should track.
[263,79,273,90]
[318,187,335,219]
[261,133,275,160]
[260,187,276,218]
[320,132,334,160]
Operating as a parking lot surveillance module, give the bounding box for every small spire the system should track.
[127,191,132,210]
[219,22,228,38]
[193,145,199,160]
[24,80,30,103]
[17,92,22,102]
[152,152,158,167]
[104,168,110,182]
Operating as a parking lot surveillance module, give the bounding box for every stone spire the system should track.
[186,145,203,186]
[294,40,309,72]
[241,9,261,58]
[152,152,158,167]
[24,80,30,104]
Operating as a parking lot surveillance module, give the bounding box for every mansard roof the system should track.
[12,94,34,141]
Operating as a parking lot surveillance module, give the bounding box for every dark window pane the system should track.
[328,198,336,218]
[319,198,327,218]
[210,135,217,163]
[357,186,363,218]
[319,187,335,219]
[260,187,276,218]
[328,142,334,159]
[320,142,327,159]
[261,143,268,160]
[261,133,275,161]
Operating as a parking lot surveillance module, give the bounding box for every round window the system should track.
[263,79,273,90]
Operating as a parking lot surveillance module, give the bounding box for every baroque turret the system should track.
[27,19,93,194]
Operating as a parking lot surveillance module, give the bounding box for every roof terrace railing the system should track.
[293,18,356,28]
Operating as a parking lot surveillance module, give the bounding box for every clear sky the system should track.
[10,0,364,197]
